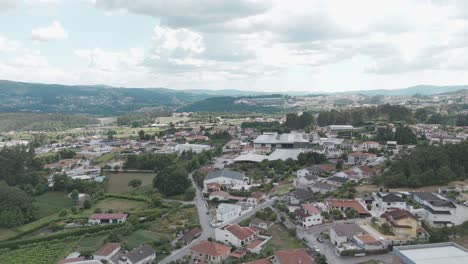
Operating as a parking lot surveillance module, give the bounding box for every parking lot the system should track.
[296,225,393,264]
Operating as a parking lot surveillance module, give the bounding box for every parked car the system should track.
[302,237,308,242]
[316,237,324,243]
[313,246,320,253]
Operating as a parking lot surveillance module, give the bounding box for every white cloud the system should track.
[31,21,68,42]
[0,36,19,53]
[0,0,16,12]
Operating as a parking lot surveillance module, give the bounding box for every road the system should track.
[159,173,214,264]
[159,174,276,264]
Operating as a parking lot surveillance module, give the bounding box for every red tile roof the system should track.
[355,234,378,244]
[225,224,256,240]
[274,248,314,264]
[303,204,321,215]
[327,199,370,215]
[246,258,271,264]
[94,242,121,256]
[247,239,264,250]
[191,241,231,257]
[89,213,128,220]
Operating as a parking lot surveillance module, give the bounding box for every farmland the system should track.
[90,197,148,212]
[33,192,74,218]
[105,172,155,193]
[266,224,303,250]
[0,239,76,264]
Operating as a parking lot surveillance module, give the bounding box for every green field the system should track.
[33,192,74,218]
[0,228,18,241]
[266,224,303,250]
[0,239,76,264]
[105,172,154,193]
[89,197,148,212]
[78,233,109,251]
[93,152,117,163]
[124,229,169,249]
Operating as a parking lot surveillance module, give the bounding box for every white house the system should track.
[215,224,257,247]
[175,143,211,154]
[216,203,242,222]
[411,192,468,227]
[88,213,128,225]
[373,192,407,212]
[203,169,246,192]
[295,204,323,228]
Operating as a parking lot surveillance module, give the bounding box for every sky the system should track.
[1,0,468,92]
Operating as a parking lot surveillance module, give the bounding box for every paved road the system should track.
[159,173,214,264]
[297,224,393,264]
[159,175,277,263]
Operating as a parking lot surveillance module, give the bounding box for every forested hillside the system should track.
[177,96,281,113]
[0,80,211,115]
[374,142,468,188]
[0,113,98,132]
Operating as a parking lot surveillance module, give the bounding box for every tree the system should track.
[70,189,79,204]
[151,196,163,207]
[0,182,36,228]
[138,130,145,140]
[128,179,143,188]
[83,200,92,209]
[153,165,191,196]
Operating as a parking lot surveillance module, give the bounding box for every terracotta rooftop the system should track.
[274,248,314,264]
[303,204,321,215]
[246,258,271,264]
[57,257,85,264]
[355,234,378,244]
[191,240,231,257]
[327,199,370,215]
[89,213,128,220]
[225,224,256,240]
[94,242,120,256]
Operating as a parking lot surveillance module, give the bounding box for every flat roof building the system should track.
[393,242,468,264]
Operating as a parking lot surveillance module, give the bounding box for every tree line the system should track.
[374,141,468,188]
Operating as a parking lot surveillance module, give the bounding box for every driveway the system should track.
[297,225,393,264]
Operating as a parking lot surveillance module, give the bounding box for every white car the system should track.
[313,246,320,253]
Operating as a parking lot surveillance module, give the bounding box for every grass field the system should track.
[105,172,154,193]
[0,239,76,264]
[148,206,199,236]
[33,192,74,218]
[124,229,169,249]
[78,233,109,250]
[93,152,117,163]
[272,183,294,196]
[266,224,303,250]
[90,197,148,212]
[0,228,18,241]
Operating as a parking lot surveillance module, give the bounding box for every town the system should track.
[1,99,468,264]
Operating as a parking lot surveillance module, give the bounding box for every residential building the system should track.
[94,243,121,263]
[203,169,246,192]
[286,189,314,205]
[216,203,242,222]
[215,224,257,247]
[175,143,211,154]
[411,192,468,227]
[249,218,273,231]
[309,181,337,194]
[393,242,468,264]
[325,176,349,187]
[381,209,418,239]
[295,204,323,228]
[327,199,371,217]
[330,223,366,247]
[347,152,377,165]
[191,240,232,264]
[118,244,156,264]
[177,227,203,246]
[373,192,407,211]
[88,213,128,224]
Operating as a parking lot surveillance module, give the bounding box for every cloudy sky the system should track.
[1,0,468,92]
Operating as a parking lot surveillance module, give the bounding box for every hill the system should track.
[177,96,281,113]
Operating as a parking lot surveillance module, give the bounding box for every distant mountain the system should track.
[334,85,468,96]
[177,96,280,113]
[0,80,215,115]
